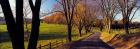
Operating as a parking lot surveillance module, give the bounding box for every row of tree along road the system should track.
[0,0,140,49]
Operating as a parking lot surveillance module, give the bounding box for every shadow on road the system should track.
[58,33,114,49]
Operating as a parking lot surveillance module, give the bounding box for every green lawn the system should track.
[0,23,93,49]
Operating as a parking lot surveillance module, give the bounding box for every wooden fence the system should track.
[37,40,64,49]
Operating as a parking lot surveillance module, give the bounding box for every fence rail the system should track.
[37,33,93,49]
[38,40,64,49]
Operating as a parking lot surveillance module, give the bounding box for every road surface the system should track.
[58,33,114,49]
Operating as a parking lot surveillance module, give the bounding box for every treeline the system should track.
[43,14,140,29]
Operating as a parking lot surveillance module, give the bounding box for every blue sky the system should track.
[41,0,57,13]
[115,9,140,22]
[40,0,140,22]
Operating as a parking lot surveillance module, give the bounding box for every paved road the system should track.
[58,33,114,49]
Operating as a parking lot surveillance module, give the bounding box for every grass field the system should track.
[0,23,93,49]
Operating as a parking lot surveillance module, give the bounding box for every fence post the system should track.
[61,40,64,49]
[49,42,51,49]
[39,44,41,49]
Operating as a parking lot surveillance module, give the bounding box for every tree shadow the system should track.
[0,32,78,43]
[0,32,11,43]
[119,32,140,41]
[38,32,77,40]
[58,33,114,49]
[68,40,114,49]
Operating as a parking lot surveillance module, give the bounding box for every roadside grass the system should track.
[0,25,7,32]
[100,28,140,42]
[0,23,93,49]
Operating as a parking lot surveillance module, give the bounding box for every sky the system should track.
[41,0,57,13]
[0,0,140,22]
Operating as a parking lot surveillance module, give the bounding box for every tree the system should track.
[80,0,98,33]
[74,2,86,37]
[0,0,24,49]
[27,0,42,49]
[16,0,25,49]
[84,6,96,34]
[56,0,80,42]
[117,0,139,34]
[1,0,42,49]
[96,0,119,33]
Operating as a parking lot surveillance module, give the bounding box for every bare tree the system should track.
[27,0,42,49]
[96,0,119,33]
[117,0,139,34]
[84,6,97,34]
[56,0,80,42]
[80,0,98,34]
[0,0,25,49]
[23,0,48,41]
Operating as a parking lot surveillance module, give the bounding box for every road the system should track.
[58,33,114,49]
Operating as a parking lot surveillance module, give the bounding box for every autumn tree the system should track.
[74,2,86,37]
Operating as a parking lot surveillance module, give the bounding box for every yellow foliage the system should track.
[100,32,116,42]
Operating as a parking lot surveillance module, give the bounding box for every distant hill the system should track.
[43,12,66,24]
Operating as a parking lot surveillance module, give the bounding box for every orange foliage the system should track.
[43,12,66,24]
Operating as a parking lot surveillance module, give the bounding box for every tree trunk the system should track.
[86,29,88,34]
[100,24,103,31]
[123,17,129,34]
[108,19,111,33]
[28,15,40,49]
[104,23,108,32]
[125,20,129,34]
[0,0,25,49]
[28,0,41,49]
[104,17,111,33]
[85,27,88,34]
[67,23,72,42]
[78,27,82,37]
[85,26,90,34]
[16,0,25,49]
[78,23,83,37]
